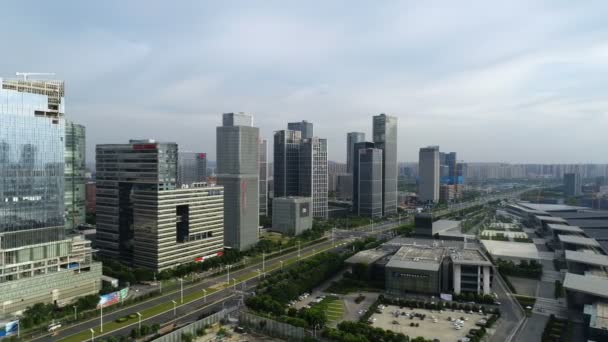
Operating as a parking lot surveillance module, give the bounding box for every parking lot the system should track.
[370,304,490,342]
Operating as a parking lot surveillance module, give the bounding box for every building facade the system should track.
[564,173,582,197]
[287,120,313,139]
[132,184,225,271]
[0,77,100,315]
[216,113,259,250]
[272,197,313,236]
[96,140,179,262]
[419,146,440,203]
[178,152,207,186]
[65,121,86,231]
[346,132,365,174]
[259,139,268,216]
[373,114,398,216]
[353,142,383,217]
[273,130,302,198]
[299,137,328,218]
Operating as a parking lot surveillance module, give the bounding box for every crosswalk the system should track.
[533,297,567,318]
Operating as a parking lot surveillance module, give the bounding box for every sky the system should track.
[2,1,608,164]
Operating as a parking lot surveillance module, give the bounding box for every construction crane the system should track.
[15,72,55,80]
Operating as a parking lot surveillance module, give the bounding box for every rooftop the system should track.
[551,210,608,220]
[546,223,584,233]
[558,235,601,247]
[451,249,492,266]
[386,245,446,271]
[519,203,589,212]
[480,240,540,260]
[584,301,608,331]
[535,215,568,223]
[568,219,608,229]
[564,273,608,299]
[433,220,461,233]
[565,250,608,267]
[345,249,392,265]
[488,222,519,229]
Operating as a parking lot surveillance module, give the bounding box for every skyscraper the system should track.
[419,146,440,203]
[373,114,398,215]
[0,76,100,315]
[96,140,179,261]
[288,120,313,139]
[564,173,582,197]
[353,142,383,217]
[299,137,328,218]
[347,132,366,174]
[97,140,224,270]
[178,152,208,186]
[65,121,86,231]
[259,139,268,216]
[217,113,259,250]
[273,130,302,197]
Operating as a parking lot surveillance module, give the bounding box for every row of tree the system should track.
[496,259,542,279]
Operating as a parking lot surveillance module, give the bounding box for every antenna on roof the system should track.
[15,72,56,81]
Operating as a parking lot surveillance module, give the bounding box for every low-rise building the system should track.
[272,197,313,236]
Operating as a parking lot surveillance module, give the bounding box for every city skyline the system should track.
[2,1,607,164]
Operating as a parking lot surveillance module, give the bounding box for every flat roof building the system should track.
[480,240,540,262]
[386,245,447,294]
[451,249,493,295]
[272,197,313,236]
[559,235,601,249]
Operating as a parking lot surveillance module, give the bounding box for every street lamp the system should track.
[179,278,184,303]
[256,269,262,280]
[280,260,284,270]
[298,241,301,258]
[90,328,95,342]
[232,278,237,290]
[226,264,232,284]
[172,300,177,317]
[74,306,77,320]
[202,289,207,303]
[262,252,265,272]
[136,312,142,330]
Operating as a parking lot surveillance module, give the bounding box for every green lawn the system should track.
[321,298,345,322]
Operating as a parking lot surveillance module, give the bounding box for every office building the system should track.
[373,114,398,216]
[96,140,179,262]
[272,197,313,236]
[65,121,86,231]
[132,184,225,271]
[353,142,383,217]
[217,113,259,250]
[565,173,582,197]
[288,120,313,139]
[178,152,207,186]
[419,146,440,203]
[85,182,96,214]
[0,76,101,315]
[336,173,353,200]
[273,129,328,218]
[347,132,366,174]
[273,130,302,197]
[259,139,268,216]
[299,137,328,218]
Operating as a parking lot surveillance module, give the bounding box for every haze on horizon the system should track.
[1,1,607,164]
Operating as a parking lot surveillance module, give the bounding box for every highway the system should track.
[30,189,526,341]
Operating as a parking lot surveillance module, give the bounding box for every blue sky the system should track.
[2,1,607,163]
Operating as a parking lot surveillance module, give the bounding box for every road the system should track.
[489,267,524,342]
[32,190,526,341]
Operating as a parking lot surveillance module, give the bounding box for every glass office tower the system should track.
[65,121,86,231]
[373,114,398,216]
[0,77,100,316]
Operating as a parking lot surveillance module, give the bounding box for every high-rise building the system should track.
[65,121,86,231]
[419,146,440,203]
[259,139,268,216]
[178,152,207,186]
[96,140,179,262]
[272,196,313,236]
[347,132,366,174]
[288,120,313,139]
[0,77,101,315]
[373,114,398,216]
[353,142,383,217]
[273,130,328,218]
[273,130,302,197]
[132,184,225,271]
[299,137,328,218]
[564,173,582,197]
[217,113,259,250]
[98,141,224,271]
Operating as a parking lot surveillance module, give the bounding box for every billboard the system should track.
[98,288,129,309]
[0,320,19,337]
[440,293,453,301]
